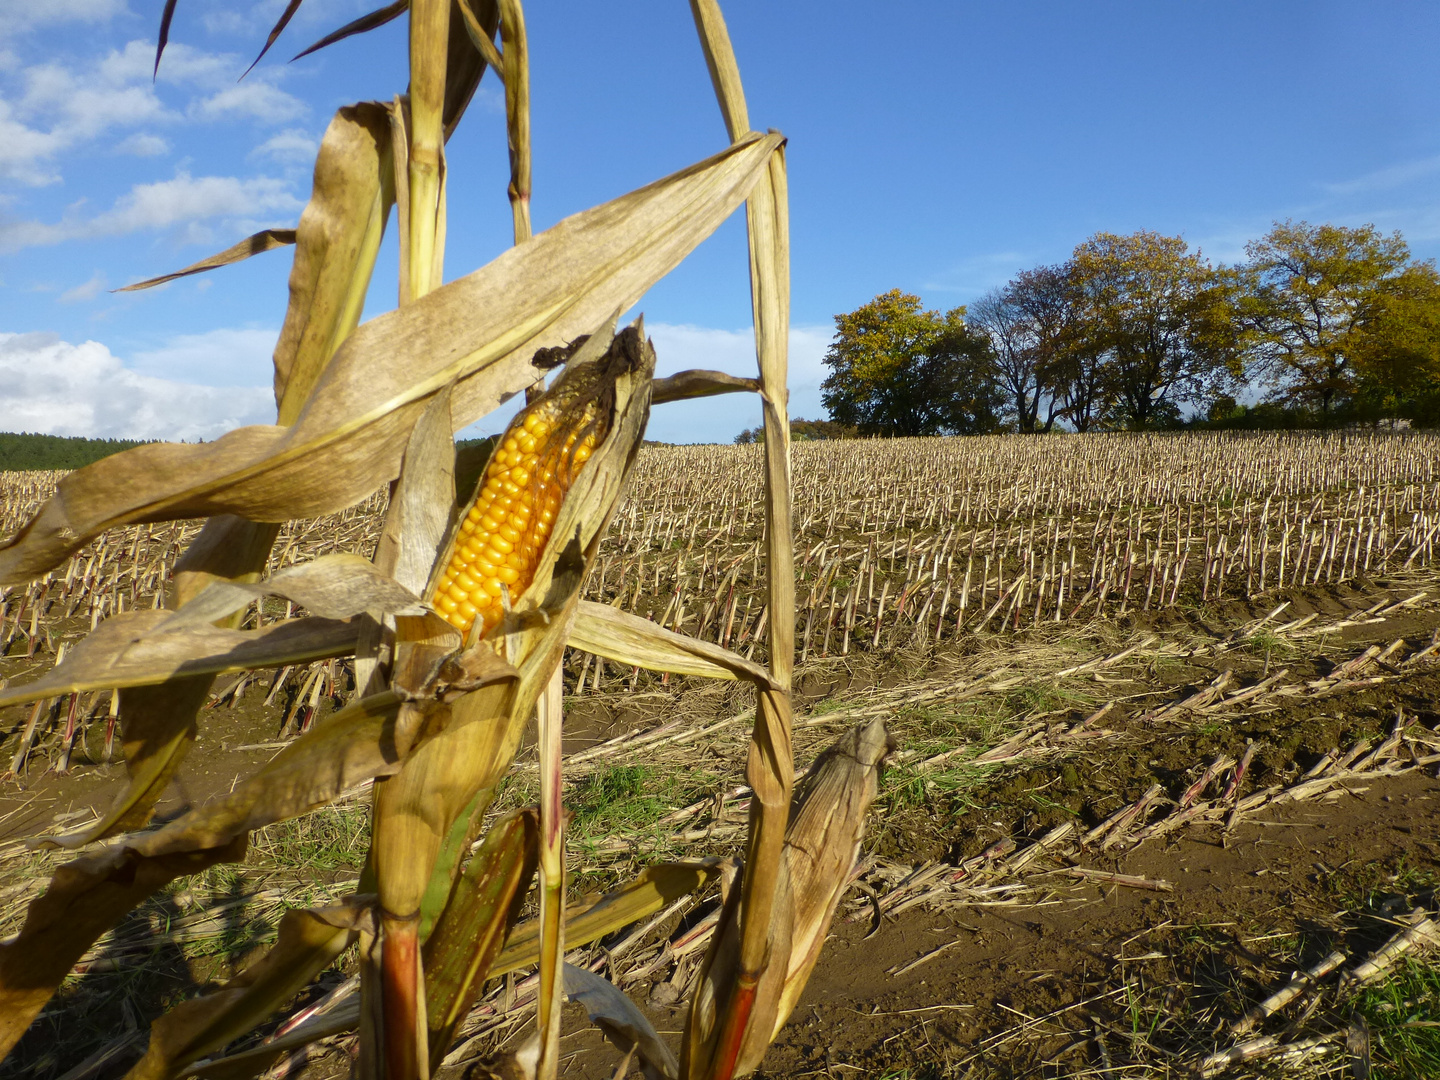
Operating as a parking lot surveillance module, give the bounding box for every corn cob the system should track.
[431,403,598,638]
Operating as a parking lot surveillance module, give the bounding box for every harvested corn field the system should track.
[4,430,1440,1080]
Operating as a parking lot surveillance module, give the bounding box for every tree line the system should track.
[0,432,152,471]
[819,220,1440,437]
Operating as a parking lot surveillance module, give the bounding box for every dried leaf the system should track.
[154,0,180,77]
[273,101,396,423]
[0,837,248,1057]
[441,0,499,139]
[568,601,776,687]
[455,0,504,75]
[244,0,306,78]
[158,552,425,632]
[100,679,215,841]
[564,964,678,1080]
[493,862,723,977]
[497,0,531,242]
[293,0,410,62]
[424,809,537,1064]
[0,132,783,587]
[0,611,359,708]
[771,717,892,1036]
[359,386,460,694]
[139,693,404,858]
[651,369,760,404]
[124,899,370,1080]
[115,229,297,293]
[373,390,457,597]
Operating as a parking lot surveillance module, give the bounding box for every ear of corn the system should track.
[771,717,893,1036]
[430,399,598,639]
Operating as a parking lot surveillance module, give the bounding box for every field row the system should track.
[2,432,1439,709]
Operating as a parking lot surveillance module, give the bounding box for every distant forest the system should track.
[0,432,152,471]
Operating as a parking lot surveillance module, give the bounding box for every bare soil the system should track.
[4,576,1440,1080]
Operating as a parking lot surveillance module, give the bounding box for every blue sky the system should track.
[3,1,1440,442]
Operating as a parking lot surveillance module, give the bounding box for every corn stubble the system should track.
[0,3,888,1079]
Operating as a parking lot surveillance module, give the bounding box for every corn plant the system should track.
[0,2,889,1078]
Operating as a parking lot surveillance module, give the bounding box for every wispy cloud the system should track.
[250,128,320,163]
[0,0,130,35]
[0,331,274,440]
[922,251,1032,298]
[58,271,108,303]
[192,81,308,124]
[115,132,170,156]
[1323,155,1440,197]
[0,171,302,252]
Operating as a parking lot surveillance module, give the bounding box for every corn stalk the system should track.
[0,4,888,1078]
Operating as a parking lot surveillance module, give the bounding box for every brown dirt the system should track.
[5,577,1440,1079]
[758,771,1440,1078]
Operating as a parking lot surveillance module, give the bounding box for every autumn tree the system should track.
[970,267,1072,433]
[1351,264,1440,419]
[1069,231,1241,429]
[1242,220,1440,417]
[821,289,1002,437]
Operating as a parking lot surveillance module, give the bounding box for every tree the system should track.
[821,290,1002,437]
[1350,263,1440,421]
[1007,263,1099,432]
[1069,231,1241,429]
[733,417,857,444]
[970,273,1066,433]
[1240,220,1433,416]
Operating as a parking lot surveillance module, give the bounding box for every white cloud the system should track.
[0,171,302,251]
[251,128,320,163]
[129,327,278,387]
[0,0,129,35]
[0,40,303,187]
[193,81,308,124]
[115,132,169,156]
[635,323,832,444]
[59,271,107,303]
[22,55,174,140]
[93,172,298,233]
[0,331,274,440]
[0,100,64,185]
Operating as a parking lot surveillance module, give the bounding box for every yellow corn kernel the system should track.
[430,395,600,636]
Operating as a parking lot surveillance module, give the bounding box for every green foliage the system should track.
[1070,230,1243,429]
[909,222,1440,435]
[0,432,152,472]
[820,289,1003,437]
[1358,960,1440,1079]
[1240,220,1439,417]
[733,417,858,444]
